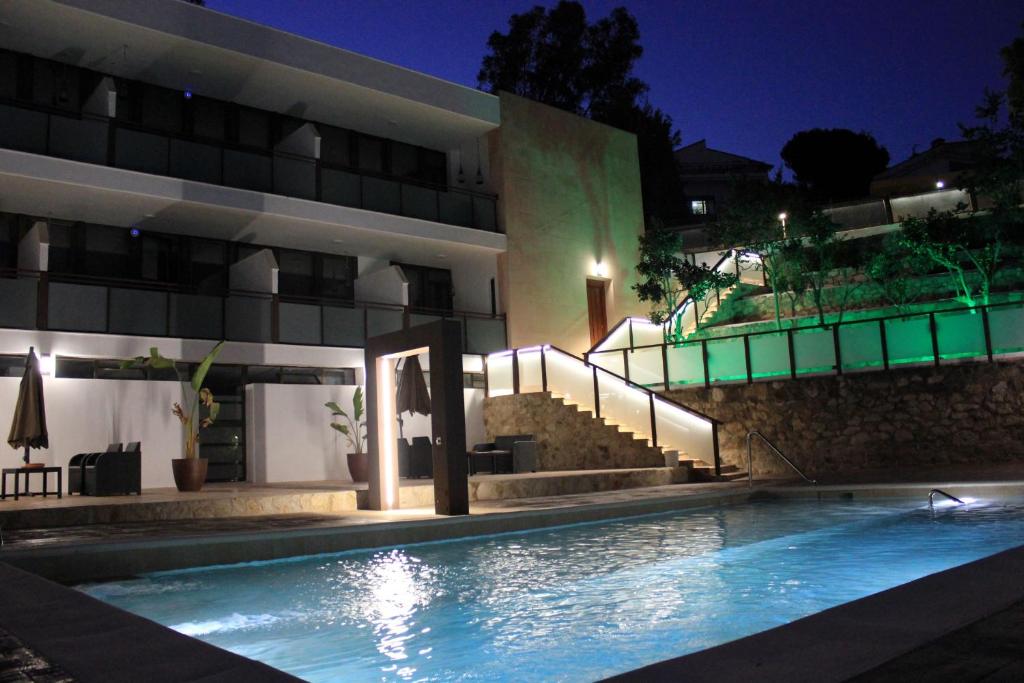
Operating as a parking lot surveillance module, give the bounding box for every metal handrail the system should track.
[929,489,965,507]
[746,430,816,488]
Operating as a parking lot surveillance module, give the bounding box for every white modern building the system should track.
[0,0,652,488]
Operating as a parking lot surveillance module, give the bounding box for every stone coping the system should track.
[605,544,1024,682]
[0,562,298,682]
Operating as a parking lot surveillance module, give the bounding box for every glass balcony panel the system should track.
[472,195,498,232]
[749,332,789,379]
[279,301,322,345]
[594,322,631,352]
[884,315,934,365]
[517,348,544,393]
[486,352,514,397]
[48,282,106,332]
[631,321,665,347]
[465,317,507,355]
[321,168,361,208]
[545,349,596,414]
[839,322,883,371]
[225,294,272,342]
[597,371,653,441]
[666,343,704,387]
[322,305,364,347]
[0,277,37,329]
[934,309,987,360]
[628,347,665,389]
[439,192,472,227]
[49,116,108,164]
[653,399,715,464]
[362,176,401,215]
[115,128,169,176]
[0,105,47,153]
[169,293,223,339]
[989,304,1024,353]
[409,313,442,329]
[169,139,221,185]
[108,287,168,336]
[401,184,439,222]
[223,149,272,193]
[366,307,403,338]
[707,336,746,383]
[273,154,316,200]
[793,327,836,374]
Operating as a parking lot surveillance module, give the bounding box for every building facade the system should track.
[0,0,645,487]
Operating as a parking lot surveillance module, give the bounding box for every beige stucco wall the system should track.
[491,92,647,354]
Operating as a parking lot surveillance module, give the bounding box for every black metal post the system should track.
[592,365,601,419]
[787,329,796,379]
[743,334,752,384]
[712,424,721,477]
[482,354,490,397]
[929,312,940,367]
[622,348,630,382]
[661,343,670,392]
[832,324,843,375]
[879,320,890,370]
[982,307,994,362]
[701,339,710,389]
[649,393,658,449]
[540,347,548,392]
[512,349,520,394]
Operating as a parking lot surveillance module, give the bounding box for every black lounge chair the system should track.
[409,436,433,478]
[69,443,121,495]
[83,442,142,496]
[469,435,538,474]
[397,438,411,478]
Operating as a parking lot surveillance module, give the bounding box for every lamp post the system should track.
[778,212,788,239]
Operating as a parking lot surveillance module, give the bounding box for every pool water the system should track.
[81,497,1024,682]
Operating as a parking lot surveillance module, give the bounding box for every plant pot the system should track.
[172,458,209,492]
[347,452,369,483]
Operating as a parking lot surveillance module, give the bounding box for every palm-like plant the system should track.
[121,342,224,459]
[325,387,366,455]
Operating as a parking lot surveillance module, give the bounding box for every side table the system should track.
[1,466,63,501]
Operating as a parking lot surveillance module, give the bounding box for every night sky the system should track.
[205,0,1021,171]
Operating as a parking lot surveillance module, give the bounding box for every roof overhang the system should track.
[0,0,500,151]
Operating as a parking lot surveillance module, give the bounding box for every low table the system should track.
[1,466,62,501]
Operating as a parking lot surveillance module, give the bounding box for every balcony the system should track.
[0,270,507,355]
[0,102,499,234]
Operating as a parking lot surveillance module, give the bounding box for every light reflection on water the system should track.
[81,498,1024,682]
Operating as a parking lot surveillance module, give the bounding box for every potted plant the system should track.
[122,342,224,492]
[325,388,367,482]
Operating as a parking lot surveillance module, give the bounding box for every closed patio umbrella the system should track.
[396,355,431,420]
[7,346,48,467]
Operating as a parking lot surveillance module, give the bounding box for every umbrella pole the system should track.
[23,444,29,466]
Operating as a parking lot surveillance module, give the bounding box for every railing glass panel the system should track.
[666,343,704,387]
[273,155,316,200]
[653,398,715,463]
[322,305,364,347]
[48,282,106,332]
[438,191,473,227]
[629,346,665,389]
[362,176,401,215]
[465,317,507,355]
[225,294,272,342]
[366,307,403,338]
[321,168,362,208]
[108,287,168,336]
[935,309,987,360]
[597,370,652,440]
[749,332,789,379]
[486,353,514,397]
[401,184,439,222]
[517,348,544,393]
[169,293,223,339]
[115,129,169,176]
[472,195,498,232]
[49,115,107,165]
[989,304,1024,353]
[0,104,47,153]
[793,327,836,374]
[279,301,322,345]
[707,336,746,382]
[545,349,597,414]
[0,277,37,329]
[632,321,664,347]
[169,139,221,185]
[591,351,625,378]
[838,321,883,370]
[884,315,934,365]
[593,321,632,352]
[223,149,272,193]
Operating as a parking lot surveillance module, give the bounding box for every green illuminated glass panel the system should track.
[989,305,1024,354]
[749,332,789,378]
[793,327,836,374]
[884,316,934,365]
[666,343,704,387]
[935,310,986,360]
[707,336,747,383]
[839,322,883,370]
[629,346,665,389]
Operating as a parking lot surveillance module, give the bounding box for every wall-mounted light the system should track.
[39,354,55,377]
[935,180,945,189]
[594,261,609,278]
[183,89,193,99]
[129,227,140,238]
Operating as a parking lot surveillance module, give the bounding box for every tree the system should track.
[632,227,736,341]
[479,2,685,224]
[866,235,927,313]
[780,129,889,202]
[797,212,858,325]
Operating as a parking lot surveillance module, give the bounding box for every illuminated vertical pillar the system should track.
[373,356,400,510]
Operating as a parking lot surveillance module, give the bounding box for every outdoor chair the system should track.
[397,438,411,478]
[69,443,121,495]
[83,442,141,496]
[469,435,538,475]
[409,436,433,478]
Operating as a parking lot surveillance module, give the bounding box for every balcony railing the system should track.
[0,270,507,355]
[585,300,1024,390]
[0,101,500,233]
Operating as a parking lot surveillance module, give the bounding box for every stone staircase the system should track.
[483,391,743,481]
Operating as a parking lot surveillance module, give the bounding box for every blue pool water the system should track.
[81,497,1024,682]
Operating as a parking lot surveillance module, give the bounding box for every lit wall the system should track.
[491,92,647,354]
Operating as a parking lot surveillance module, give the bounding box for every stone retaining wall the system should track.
[483,393,667,470]
[666,359,1024,478]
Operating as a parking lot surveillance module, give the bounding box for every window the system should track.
[141,85,182,133]
[190,96,225,141]
[356,135,385,173]
[278,250,315,297]
[188,239,228,294]
[83,224,131,277]
[320,255,356,300]
[140,232,179,283]
[320,125,351,167]
[690,199,713,216]
[395,262,453,312]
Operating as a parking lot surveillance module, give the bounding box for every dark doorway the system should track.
[586,279,608,346]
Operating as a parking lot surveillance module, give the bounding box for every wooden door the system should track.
[586,279,608,346]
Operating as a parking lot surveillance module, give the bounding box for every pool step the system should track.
[690,463,748,482]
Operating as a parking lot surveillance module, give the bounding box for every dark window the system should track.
[0,51,17,100]
[357,135,384,173]
[83,224,131,277]
[278,249,315,297]
[141,85,181,132]
[320,255,356,300]
[419,148,447,186]
[320,125,351,167]
[190,96,226,141]
[45,221,78,275]
[396,262,453,312]
[115,79,143,123]
[140,232,179,283]
[0,213,19,269]
[391,142,418,179]
[237,107,270,149]
[188,238,228,294]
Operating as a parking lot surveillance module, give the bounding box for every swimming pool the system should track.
[80,497,1024,682]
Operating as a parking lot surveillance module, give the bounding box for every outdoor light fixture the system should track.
[183,89,193,99]
[778,212,788,238]
[594,261,609,278]
[39,354,55,376]
[130,227,140,237]
[935,180,945,189]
